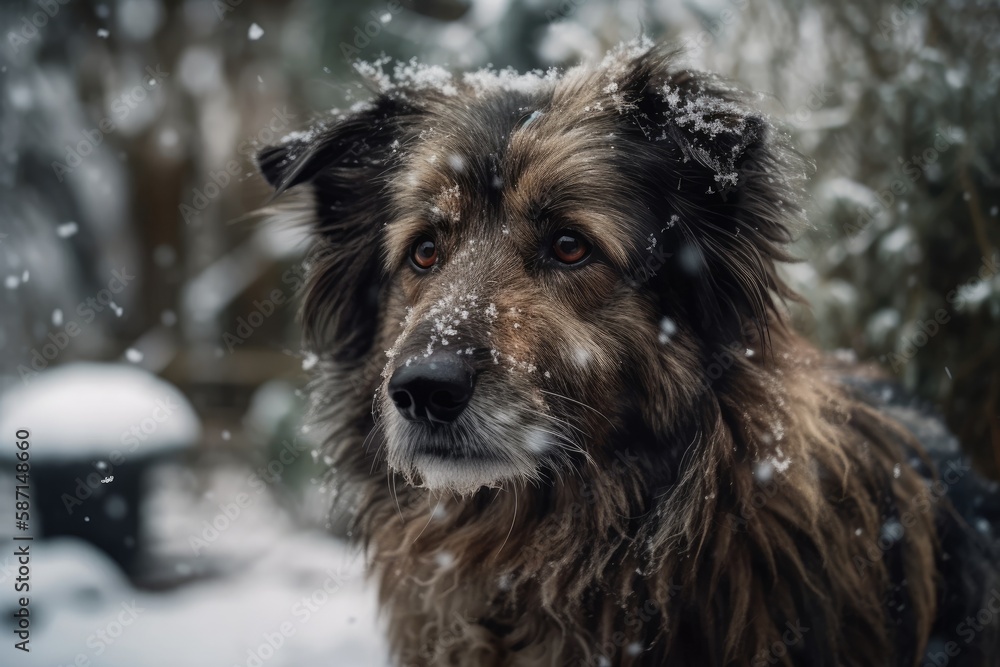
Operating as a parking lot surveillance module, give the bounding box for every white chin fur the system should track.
[382,399,545,495]
[410,455,511,496]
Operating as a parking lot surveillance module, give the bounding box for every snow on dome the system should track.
[0,363,201,460]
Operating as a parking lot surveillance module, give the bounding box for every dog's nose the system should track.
[388,352,474,424]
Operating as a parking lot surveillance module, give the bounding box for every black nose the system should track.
[388,352,474,424]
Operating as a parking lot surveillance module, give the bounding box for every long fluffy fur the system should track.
[257,42,999,666]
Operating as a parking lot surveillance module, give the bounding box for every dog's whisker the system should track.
[389,468,405,524]
[526,407,590,438]
[539,389,615,428]
[493,483,517,562]
[407,495,438,546]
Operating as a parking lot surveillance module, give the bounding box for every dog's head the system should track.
[258,42,803,495]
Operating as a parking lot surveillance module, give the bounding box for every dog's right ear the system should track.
[256,95,417,194]
[256,95,420,362]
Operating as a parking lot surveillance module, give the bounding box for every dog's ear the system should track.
[256,95,421,362]
[611,45,805,351]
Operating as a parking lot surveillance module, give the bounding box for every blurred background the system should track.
[0,0,997,665]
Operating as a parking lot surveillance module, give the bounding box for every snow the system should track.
[434,551,455,569]
[5,535,386,667]
[880,226,912,254]
[57,221,79,237]
[354,58,458,96]
[880,518,904,545]
[954,279,994,308]
[0,363,200,460]
[354,55,567,99]
[658,317,677,344]
[465,66,560,96]
[820,177,880,210]
[395,59,458,95]
[525,428,551,454]
[753,460,774,483]
[248,23,265,41]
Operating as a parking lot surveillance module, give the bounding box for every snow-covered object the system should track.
[0,363,200,461]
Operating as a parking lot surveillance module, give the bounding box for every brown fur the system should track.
[256,42,976,666]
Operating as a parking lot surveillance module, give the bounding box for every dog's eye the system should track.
[410,236,438,271]
[550,230,590,265]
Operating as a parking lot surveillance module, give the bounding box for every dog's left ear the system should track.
[256,95,422,362]
[612,45,805,350]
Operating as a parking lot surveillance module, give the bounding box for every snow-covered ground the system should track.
[1,463,389,667]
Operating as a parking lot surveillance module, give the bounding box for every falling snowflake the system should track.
[658,317,677,344]
[302,352,319,370]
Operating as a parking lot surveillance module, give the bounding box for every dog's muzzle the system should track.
[388,351,475,425]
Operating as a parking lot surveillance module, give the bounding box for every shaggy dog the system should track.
[257,42,1000,667]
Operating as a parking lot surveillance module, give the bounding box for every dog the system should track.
[257,40,1000,667]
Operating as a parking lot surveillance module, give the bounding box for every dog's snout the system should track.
[389,352,474,424]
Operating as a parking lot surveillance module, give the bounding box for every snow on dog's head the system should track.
[256,41,803,494]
